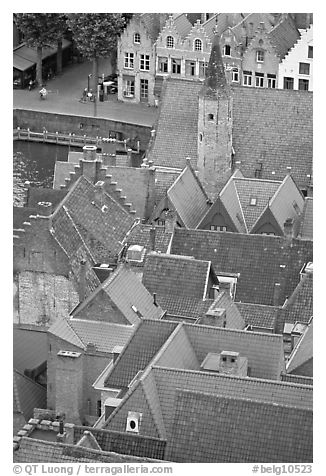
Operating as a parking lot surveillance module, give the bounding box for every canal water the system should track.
[13,141,81,206]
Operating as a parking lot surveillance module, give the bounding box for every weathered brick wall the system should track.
[14,109,152,151]
[83,352,113,420]
[16,271,79,327]
[75,291,128,324]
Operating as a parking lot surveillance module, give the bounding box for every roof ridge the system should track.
[233,179,248,233]
[183,320,283,339]
[61,206,96,262]
[71,317,133,329]
[64,318,86,349]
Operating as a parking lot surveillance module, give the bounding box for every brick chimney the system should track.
[37,201,52,217]
[94,180,105,206]
[164,210,178,234]
[149,225,156,251]
[83,145,97,161]
[79,259,87,302]
[273,282,281,306]
[284,218,294,238]
[80,145,102,183]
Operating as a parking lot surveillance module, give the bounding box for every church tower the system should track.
[197,33,233,199]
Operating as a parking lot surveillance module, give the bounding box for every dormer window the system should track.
[194,38,202,51]
[166,36,174,48]
[250,197,257,206]
[134,33,140,44]
[223,44,231,56]
[256,50,264,63]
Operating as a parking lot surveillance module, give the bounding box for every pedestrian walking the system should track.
[82,88,87,102]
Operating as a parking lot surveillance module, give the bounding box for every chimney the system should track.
[149,225,156,251]
[86,342,97,353]
[127,148,132,165]
[284,218,294,238]
[37,201,52,217]
[112,345,123,363]
[79,259,87,302]
[94,180,105,206]
[83,145,97,161]
[273,282,281,306]
[164,210,178,234]
[80,145,101,183]
[153,292,158,307]
[24,181,31,207]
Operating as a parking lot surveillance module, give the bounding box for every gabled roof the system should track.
[287,320,313,375]
[236,302,279,331]
[200,33,228,98]
[13,369,47,422]
[279,274,313,332]
[170,228,313,306]
[154,168,182,205]
[167,390,312,462]
[232,86,313,189]
[231,12,275,42]
[200,291,245,329]
[268,15,300,60]
[125,223,172,254]
[104,319,178,390]
[72,265,164,324]
[13,206,37,229]
[158,295,212,321]
[299,197,313,240]
[202,13,246,41]
[142,252,217,301]
[172,13,192,39]
[48,318,134,354]
[147,79,201,169]
[167,162,210,228]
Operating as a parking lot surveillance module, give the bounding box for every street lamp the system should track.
[88,73,92,92]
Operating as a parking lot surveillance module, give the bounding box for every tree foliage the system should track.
[66,13,125,60]
[15,13,59,48]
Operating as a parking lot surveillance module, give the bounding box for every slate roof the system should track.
[72,265,164,324]
[157,295,212,321]
[232,86,313,189]
[142,252,216,300]
[104,319,178,390]
[48,318,134,354]
[202,13,246,41]
[167,390,312,462]
[170,228,313,306]
[13,206,37,230]
[13,369,47,422]
[154,168,182,205]
[172,13,192,39]
[268,15,300,60]
[125,223,172,254]
[200,291,245,329]
[299,197,313,240]
[13,436,161,463]
[53,176,136,262]
[13,326,48,374]
[236,302,279,331]
[27,187,67,208]
[201,32,228,99]
[147,79,201,169]
[167,163,209,228]
[287,319,313,374]
[279,274,313,332]
[140,13,169,41]
[231,13,275,41]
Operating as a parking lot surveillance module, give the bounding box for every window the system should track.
[210,225,227,231]
[283,77,294,90]
[140,79,148,99]
[299,79,309,91]
[172,58,181,74]
[124,52,134,69]
[194,39,202,51]
[256,50,264,62]
[222,356,227,362]
[140,54,150,71]
[185,60,196,76]
[208,113,214,121]
[255,72,264,88]
[250,197,257,206]
[199,61,208,78]
[158,56,168,73]
[134,33,141,44]
[267,73,276,89]
[232,68,239,82]
[299,62,310,75]
[243,70,252,86]
[293,200,301,214]
[166,35,174,48]
[223,44,231,56]
[124,78,135,97]
[308,46,313,58]
[97,400,102,417]
[199,133,203,142]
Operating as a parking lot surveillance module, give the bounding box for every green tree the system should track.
[15,13,59,86]
[67,13,125,116]
[51,14,69,75]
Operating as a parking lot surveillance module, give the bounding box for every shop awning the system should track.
[13,54,34,72]
[13,39,71,71]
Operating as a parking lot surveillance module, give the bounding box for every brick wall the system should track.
[75,291,128,324]
[14,109,152,151]
[83,352,113,421]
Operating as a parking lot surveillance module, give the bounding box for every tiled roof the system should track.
[13,369,47,422]
[13,326,48,373]
[202,13,246,41]
[299,197,313,240]
[154,168,181,205]
[281,373,313,386]
[125,223,172,254]
[236,302,279,330]
[142,252,216,300]
[201,33,228,98]
[167,164,209,228]
[203,291,245,329]
[279,274,313,332]
[13,206,37,229]
[148,79,201,169]
[232,86,313,188]
[156,294,212,321]
[53,161,75,189]
[13,436,161,463]
[170,228,313,306]
[27,187,67,208]
[231,13,275,41]
[73,265,164,324]
[268,15,300,60]
[173,13,192,39]
[287,320,313,374]
[140,13,169,41]
[48,318,134,354]
[53,176,135,262]
[167,390,312,462]
[104,319,178,390]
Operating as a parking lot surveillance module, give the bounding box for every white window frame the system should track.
[256,50,264,63]
[223,44,231,56]
[267,75,276,88]
[124,52,134,69]
[255,73,264,88]
[172,58,181,75]
[140,54,150,71]
[166,35,174,48]
[232,68,239,82]
[194,39,202,51]
[134,33,141,44]
[158,56,168,73]
[243,71,252,86]
[140,79,149,99]
[124,79,135,97]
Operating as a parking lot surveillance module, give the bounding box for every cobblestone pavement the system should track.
[13,58,158,127]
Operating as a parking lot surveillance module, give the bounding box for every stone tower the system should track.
[197,33,233,199]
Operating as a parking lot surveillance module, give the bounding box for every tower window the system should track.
[166,36,174,48]
[208,113,214,121]
[194,39,202,51]
[308,46,313,58]
[199,133,203,142]
[223,44,231,56]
